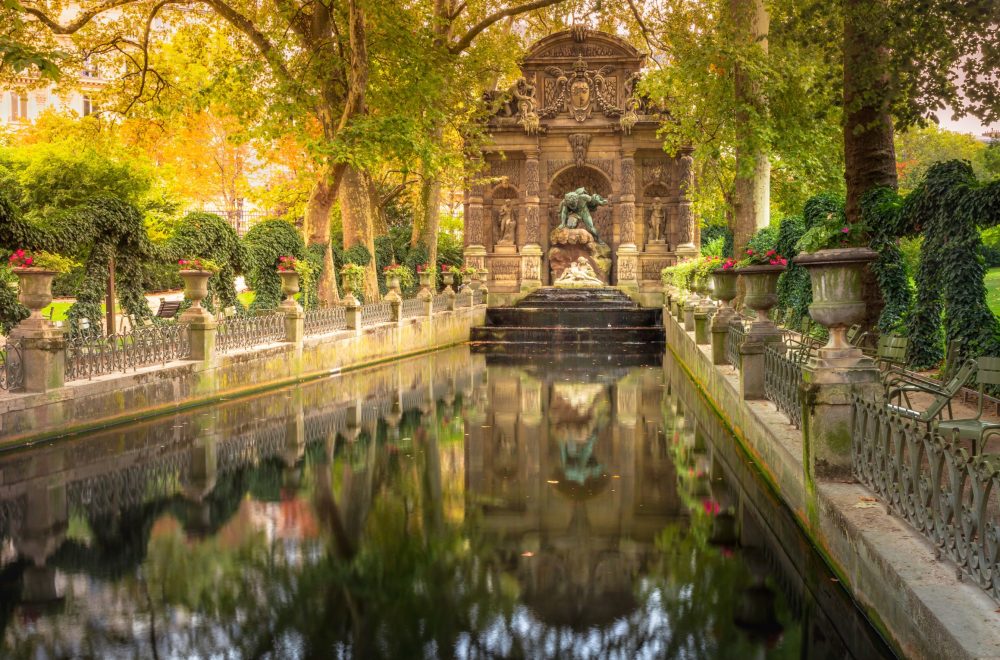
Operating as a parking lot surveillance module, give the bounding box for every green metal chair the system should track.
[885,358,978,425]
[933,357,1000,455]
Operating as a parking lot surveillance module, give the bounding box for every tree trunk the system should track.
[844,0,896,327]
[843,0,897,223]
[730,0,770,256]
[419,177,442,286]
[304,169,340,305]
[340,165,381,301]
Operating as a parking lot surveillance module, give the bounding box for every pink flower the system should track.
[780,258,788,266]
[746,249,754,255]
[766,250,776,257]
[703,499,720,516]
[24,257,33,266]
[841,227,850,234]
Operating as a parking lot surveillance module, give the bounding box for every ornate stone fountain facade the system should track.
[464,27,698,305]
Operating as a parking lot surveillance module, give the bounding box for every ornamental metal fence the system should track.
[304,306,347,336]
[402,297,425,318]
[65,323,191,382]
[852,394,1000,603]
[433,294,451,313]
[1,339,24,391]
[764,343,805,428]
[361,302,393,326]
[725,320,748,369]
[217,311,285,354]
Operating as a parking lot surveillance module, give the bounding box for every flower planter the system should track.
[277,270,301,311]
[387,275,401,292]
[711,269,738,308]
[793,247,877,358]
[442,271,455,295]
[12,268,58,323]
[735,264,785,329]
[179,270,213,310]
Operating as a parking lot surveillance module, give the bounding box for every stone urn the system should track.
[341,276,360,307]
[735,264,784,329]
[441,271,455,294]
[387,274,401,293]
[179,270,213,310]
[417,270,431,294]
[468,270,482,292]
[711,269,738,309]
[277,270,301,311]
[793,247,877,361]
[12,268,58,325]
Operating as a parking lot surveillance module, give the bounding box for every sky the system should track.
[938,111,999,141]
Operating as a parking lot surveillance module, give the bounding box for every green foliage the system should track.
[303,243,327,309]
[340,263,366,293]
[903,161,1000,368]
[63,196,158,333]
[736,226,781,266]
[242,219,304,312]
[701,225,733,258]
[796,212,867,253]
[700,236,726,258]
[862,188,914,334]
[165,213,244,314]
[774,215,811,328]
[0,266,28,334]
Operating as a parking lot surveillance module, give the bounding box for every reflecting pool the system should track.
[0,347,894,658]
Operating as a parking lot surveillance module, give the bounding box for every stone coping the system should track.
[0,307,486,447]
[665,313,1000,660]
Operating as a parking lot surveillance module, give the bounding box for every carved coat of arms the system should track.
[540,55,622,122]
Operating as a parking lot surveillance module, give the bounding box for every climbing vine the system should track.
[861,187,913,335]
[164,212,245,314]
[242,219,305,311]
[774,214,807,327]
[903,161,1000,367]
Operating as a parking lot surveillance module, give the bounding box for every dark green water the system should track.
[0,347,894,658]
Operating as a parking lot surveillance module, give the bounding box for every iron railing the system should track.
[360,302,392,326]
[1,339,24,391]
[65,323,191,381]
[433,294,451,313]
[764,344,805,428]
[402,297,425,318]
[304,306,347,336]
[852,394,1000,604]
[217,312,285,353]
[725,320,748,369]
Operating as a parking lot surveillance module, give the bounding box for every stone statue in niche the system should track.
[648,197,665,243]
[548,187,611,284]
[496,200,516,245]
[554,257,605,288]
[557,187,608,242]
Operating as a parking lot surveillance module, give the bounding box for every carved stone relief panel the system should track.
[568,133,591,167]
[490,257,521,282]
[525,159,540,197]
[488,159,521,189]
[525,206,540,243]
[641,258,674,281]
[639,158,671,188]
[620,158,635,195]
[546,159,614,183]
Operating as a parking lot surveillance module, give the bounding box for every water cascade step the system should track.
[471,287,664,356]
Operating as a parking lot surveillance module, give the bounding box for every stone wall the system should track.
[665,312,1000,660]
[0,307,486,447]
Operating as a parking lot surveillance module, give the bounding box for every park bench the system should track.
[155,299,182,319]
[933,357,1000,455]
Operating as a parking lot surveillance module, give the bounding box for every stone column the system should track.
[279,292,304,344]
[616,153,639,290]
[520,152,543,292]
[675,148,698,259]
[345,297,362,334]
[464,166,487,269]
[711,308,737,365]
[179,305,216,362]
[11,325,65,394]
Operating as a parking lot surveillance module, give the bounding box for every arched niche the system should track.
[488,185,520,248]
[547,165,613,243]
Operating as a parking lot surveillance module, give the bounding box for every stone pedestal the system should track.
[683,298,697,332]
[616,243,639,290]
[739,331,782,400]
[345,301,362,334]
[711,308,736,365]
[494,244,517,255]
[694,309,711,345]
[180,307,217,361]
[279,291,304,344]
[520,243,543,292]
[645,240,671,254]
[802,360,880,480]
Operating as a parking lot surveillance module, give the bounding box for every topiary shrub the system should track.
[903,161,1000,367]
[861,187,913,334]
[242,219,305,312]
[164,212,245,313]
[774,215,810,328]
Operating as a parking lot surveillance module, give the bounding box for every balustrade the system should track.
[65,322,191,381]
[217,312,285,354]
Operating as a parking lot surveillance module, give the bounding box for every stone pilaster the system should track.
[616,153,639,289]
[711,308,736,365]
[280,297,304,344]
[521,151,543,291]
[676,148,698,256]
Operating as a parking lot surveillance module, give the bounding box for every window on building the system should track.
[10,93,28,121]
[82,95,94,116]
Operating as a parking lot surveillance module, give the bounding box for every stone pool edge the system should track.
[665,313,1000,660]
[0,307,486,447]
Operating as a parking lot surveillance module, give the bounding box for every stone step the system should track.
[470,326,665,345]
[485,307,662,328]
